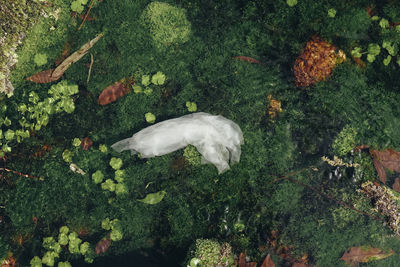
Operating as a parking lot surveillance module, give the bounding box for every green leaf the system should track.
[80,242,90,255]
[328,8,336,18]
[383,55,392,66]
[144,88,153,95]
[114,169,125,182]
[109,157,123,170]
[367,54,376,62]
[62,149,73,163]
[30,256,43,267]
[186,101,197,112]
[133,85,142,94]
[99,144,108,153]
[101,179,116,191]
[58,233,68,246]
[286,0,297,7]
[110,229,123,241]
[92,170,104,184]
[141,75,151,86]
[72,138,81,147]
[115,183,128,195]
[145,112,156,123]
[42,251,58,267]
[3,117,11,126]
[151,71,166,85]
[57,262,72,267]
[371,15,380,21]
[368,43,380,56]
[5,130,15,141]
[138,190,166,204]
[379,18,389,29]
[101,218,112,230]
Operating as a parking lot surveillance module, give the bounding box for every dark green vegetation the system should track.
[2,0,400,266]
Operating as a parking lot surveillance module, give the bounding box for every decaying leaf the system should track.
[95,234,111,255]
[340,246,394,266]
[393,177,400,192]
[260,254,275,267]
[370,149,400,184]
[1,253,17,267]
[267,94,282,119]
[98,81,129,105]
[80,137,93,150]
[236,251,257,267]
[26,68,61,83]
[234,56,262,64]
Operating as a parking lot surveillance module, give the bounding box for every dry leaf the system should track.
[267,94,282,119]
[370,149,400,184]
[393,178,400,192]
[234,56,262,64]
[340,246,394,266]
[26,68,62,83]
[98,81,129,105]
[95,234,111,254]
[237,251,257,267]
[260,254,276,267]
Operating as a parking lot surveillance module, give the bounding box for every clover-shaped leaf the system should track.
[145,112,156,123]
[141,75,151,86]
[92,170,104,184]
[110,157,123,170]
[151,71,166,85]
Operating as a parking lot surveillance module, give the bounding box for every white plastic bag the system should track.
[111,112,244,174]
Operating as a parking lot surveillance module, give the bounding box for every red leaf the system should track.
[80,137,93,151]
[234,56,262,64]
[261,254,276,267]
[95,234,111,254]
[98,81,129,105]
[26,68,62,83]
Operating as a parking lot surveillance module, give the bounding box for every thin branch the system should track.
[78,0,95,31]
[87,53,94,84]
[0,167,41,180]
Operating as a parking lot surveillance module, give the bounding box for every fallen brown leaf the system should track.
[234,56,262,64]
[370,149,400,183]
[340,246,394,266]
[26,68,61,83]
[81,137,93,150]
[393,177,400,192]
[261,254,276,267]
[95,234,111,255]
[98,81,129,105]
[237,251,257,267]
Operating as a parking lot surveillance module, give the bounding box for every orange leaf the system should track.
[340,246,394,265]
[98,81,129,105]
[370,149,400,183]
[261,254,276,267]
[26,68,62,83]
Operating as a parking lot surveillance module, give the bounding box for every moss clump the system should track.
[183,145,201,166]
[332,125,359,156]
[140,1,191,49]
[188,239,234,267]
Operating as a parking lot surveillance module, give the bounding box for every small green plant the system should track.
[70,0,88,14]
[183,145,201,166]
[328,8,336,18]
[332,125,359,156]
[187,239,234,267]
[133,71,166,95]
[286,0,298,7]
[145,112,156,123]
[186,101,197,112]
[101,218,123,241]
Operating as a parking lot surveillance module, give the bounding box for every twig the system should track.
[274,172,383,222]
[87,53,94,84]
[78,0,95,31]
[0,167,40,180]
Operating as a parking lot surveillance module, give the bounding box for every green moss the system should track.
[140,1,191,49]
